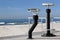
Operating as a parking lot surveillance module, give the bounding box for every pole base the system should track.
[27,38,34,39]
[41,33,56,37]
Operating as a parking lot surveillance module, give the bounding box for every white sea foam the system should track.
[0,22,5,25]
[6,23,16,25]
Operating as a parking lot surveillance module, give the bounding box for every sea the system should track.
[0,17,60,25]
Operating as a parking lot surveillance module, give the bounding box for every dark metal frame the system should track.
[42,9,56,37]
[28,15,38,39]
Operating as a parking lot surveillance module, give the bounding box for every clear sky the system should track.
[0,0,60,19]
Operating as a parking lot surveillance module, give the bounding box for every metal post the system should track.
[42,9,56,37]
[28,15,38,39]
[27,8,40,39]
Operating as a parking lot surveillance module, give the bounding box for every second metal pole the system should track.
[42,9,56,37]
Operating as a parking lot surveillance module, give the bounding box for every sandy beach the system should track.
[0,22,60,37]
[0,22,60,40]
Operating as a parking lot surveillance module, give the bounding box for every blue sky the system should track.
[0,0,60,19]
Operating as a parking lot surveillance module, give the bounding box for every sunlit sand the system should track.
[0,22,60,40]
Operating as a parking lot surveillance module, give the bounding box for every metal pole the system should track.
[46,9,50,35]
[28,15,38,39]
[42,9,56,37]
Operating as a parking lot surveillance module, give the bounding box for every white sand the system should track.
[0,22,60,37]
